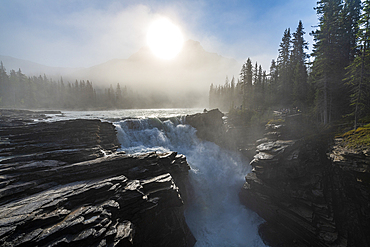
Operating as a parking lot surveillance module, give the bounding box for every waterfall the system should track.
[114,117,266,247]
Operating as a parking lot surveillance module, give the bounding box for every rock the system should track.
[0,109,62,127]
[186,108,266,154]
[0,119,120,164]
[0,111,196,247]
[185,108,226,146]
[0,169,190,246]
[326,139,370,246]
[239,119,370,246]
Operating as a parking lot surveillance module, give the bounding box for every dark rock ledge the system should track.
[239,115,370,247]
[185,108,237,149]
[0,113,195,247]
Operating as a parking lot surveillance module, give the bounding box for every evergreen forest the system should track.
[0,65,183,110]
[210,0,370,128]
[0,65,134,110]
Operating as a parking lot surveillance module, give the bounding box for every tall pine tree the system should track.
[291,21,309,109]
[311,0,346,123]
[345,0,370,129]
[240,58,253,109]
[277,28,292,106]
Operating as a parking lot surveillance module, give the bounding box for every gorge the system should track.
[0,108,369,246]
[0,109,264,247]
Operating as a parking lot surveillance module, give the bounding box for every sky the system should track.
[0,0,318,71]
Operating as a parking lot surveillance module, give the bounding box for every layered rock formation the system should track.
[239,115,370,246]
[185,109,225,145]
[0,109,62,127]
[0,118,119,164]
[0,114,195,246]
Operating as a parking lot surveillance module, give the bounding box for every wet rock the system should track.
[0,167,192,247]
[0,119,120,164]
[0,157,195,246]
[185,108,226,146]
[0,111,196,247]
[0,109,62,127]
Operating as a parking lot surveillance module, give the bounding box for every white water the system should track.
[113,113,266,247]
[41,108,203,122]
[45,109,266,246]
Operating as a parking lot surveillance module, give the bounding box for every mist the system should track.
[0,39,239,109]
[64,40,239,108]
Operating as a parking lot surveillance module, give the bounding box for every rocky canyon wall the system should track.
[239,114,370,246]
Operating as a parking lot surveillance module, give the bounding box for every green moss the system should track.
[339,123,370,148]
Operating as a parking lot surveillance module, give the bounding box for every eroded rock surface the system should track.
[0,113,195,247]
[239,116,370,246]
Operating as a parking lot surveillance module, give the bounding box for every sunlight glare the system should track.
[147,18,184,60]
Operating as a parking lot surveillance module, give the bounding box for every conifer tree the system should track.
[342,0,362,65]
[291,21,309,109]
[116,83,122,107]
[262,70,267,106]
[240,58,253,109]
[253,62,258,86]
[345,0,370,129]
[277,28,292,106]
[230,76,235,109]
[209,83,215,108]
[0,62,9,105]
[254,65,263,107]
[311,0,346,123]
[267,59,279,107]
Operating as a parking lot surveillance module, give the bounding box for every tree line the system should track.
[209,20,310,113]
[210,0,370,127]
[0,63,175,110]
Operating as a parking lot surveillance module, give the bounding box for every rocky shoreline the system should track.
[0,110,195,247]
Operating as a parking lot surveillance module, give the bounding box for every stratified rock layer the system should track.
[239,115,370,247]
[0,116,195,247]
[0,109,62,127]
[186,108,231,148]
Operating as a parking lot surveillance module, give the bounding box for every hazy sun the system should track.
[147,18,184,60]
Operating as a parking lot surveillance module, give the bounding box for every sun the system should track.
[146,18,184,60]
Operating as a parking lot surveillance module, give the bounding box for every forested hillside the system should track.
[210,0,370,127]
